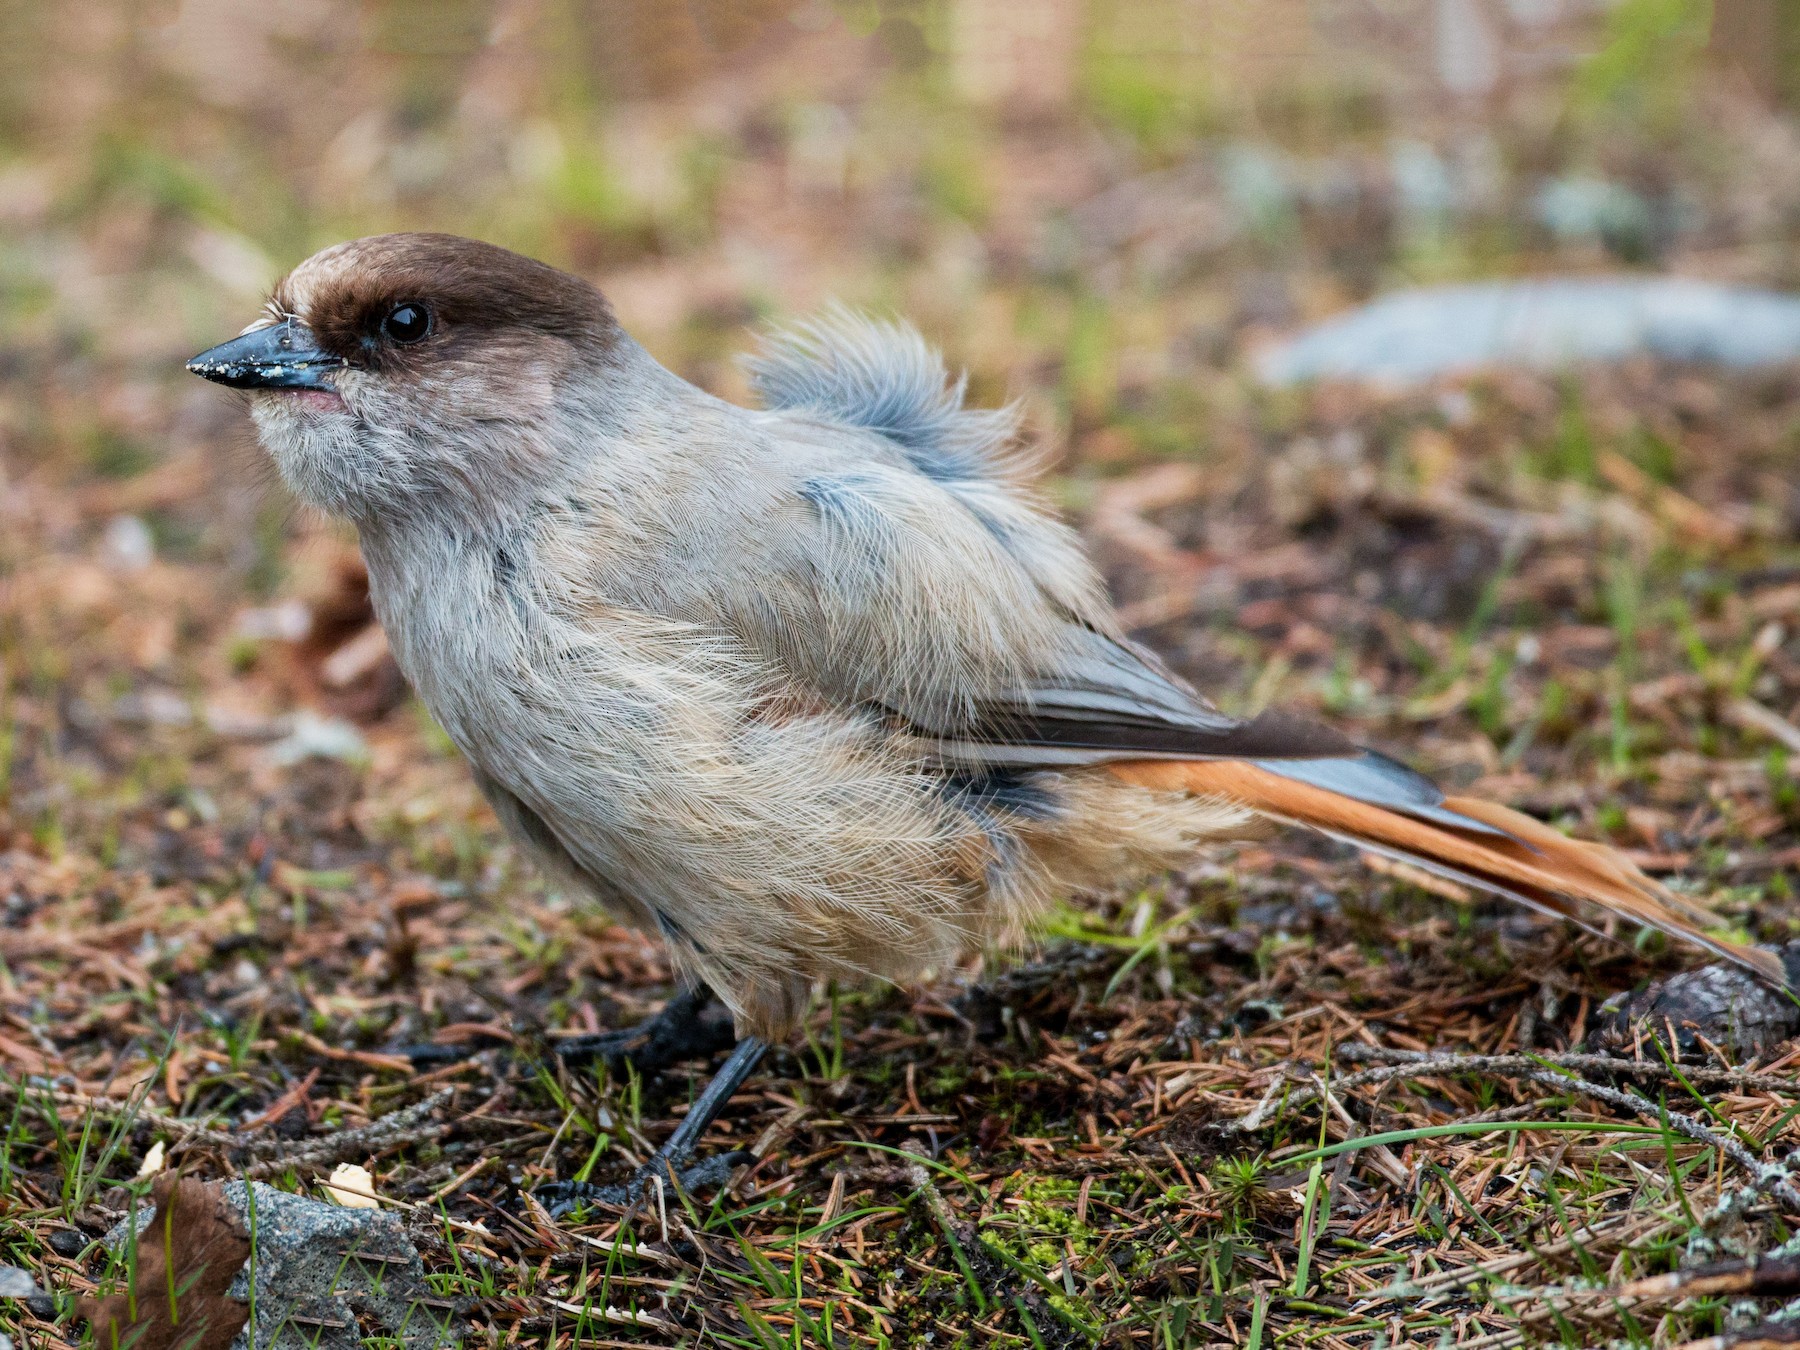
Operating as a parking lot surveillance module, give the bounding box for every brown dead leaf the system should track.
[1089,463,1208,573]
[77,1174,251,1350]
[1597,448,1743,547]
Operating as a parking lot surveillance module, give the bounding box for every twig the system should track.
[244,1090,454,1178]
[1334,1044,1800,1095]
[1674,1324,1800,1349]
[0,1079,238,1147]
[538,1297,678,1334]
[1405,1213,1674,1298]
[1466,1250,1800,1350]
[1618,1252,1800,1301]
[0,1075,461,1190]
[1235,1048,1800,1211]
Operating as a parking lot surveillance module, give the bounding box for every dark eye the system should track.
[381,302,431,344]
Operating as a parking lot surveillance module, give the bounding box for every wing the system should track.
[737,313,1333,752]
[723,312,1503,834]
[915,622,1351,763]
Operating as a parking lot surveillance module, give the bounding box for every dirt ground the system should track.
[5,3,1800,1347]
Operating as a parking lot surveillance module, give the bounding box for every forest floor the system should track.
[6,4,1800,1345]
[7,354,1800,1349]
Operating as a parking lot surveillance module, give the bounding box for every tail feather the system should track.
[1436,794,1723,931]
[1107,758,1789,989]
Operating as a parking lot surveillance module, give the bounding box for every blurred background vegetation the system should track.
[5,0,1800,521]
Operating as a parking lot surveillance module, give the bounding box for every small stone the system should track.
[1588,941,1800,1061]
[233,600,313,643]
[135,1140,165,1179]
[264,711,369,768]
[105,1180,461,1349]
[0,1267,42,1298]
[44,1230,89,1259]
[102,515,155,572]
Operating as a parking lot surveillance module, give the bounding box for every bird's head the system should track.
[189,233,622,522]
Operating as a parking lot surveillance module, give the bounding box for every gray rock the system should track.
[107,1181,460,1349]
[1256,277,1800,387]
[1534,175,1657,248]
[1588,941,1800,1061]
[0,1268,41,1299]
[263,711,369,767]
[0,1263,51,1328]
[0,1261,47,1340]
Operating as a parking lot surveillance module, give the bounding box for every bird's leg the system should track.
[537,1035,767,1218]
[554,985,736,1075]
[641,1035,767,1181]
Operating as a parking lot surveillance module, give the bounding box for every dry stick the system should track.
[427,1154,496,1204]
[0,1079,239,1147]
[1235,1050,1800,1212]
[1468,1259,1800,1350]
[1193,1208,1680,1350]
[898,1141,964,1241]
[243,1090,455,1178]
[1618,1253,1800,1302]
[1444,1219,1697,1350]
[0,1076,463,1207]
[1450,1172,1781,1347]
[538,1296,678,1334]
[1481,1247,1800,1350]
[1337,1045,1800,1096]
[1409,1212,1675,1298]
[1673,1328,1800,1350]
[0,1076,462,1171]
[512,1191,682,1268]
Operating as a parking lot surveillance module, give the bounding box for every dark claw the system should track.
[536,1177,632,1217]
[554,987,736,1074]
[666,1148,754,1192]
[535,1033,768,1221]
[536,1151,754,1219]
[394,1042,478,1068]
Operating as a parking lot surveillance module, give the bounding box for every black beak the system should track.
[186,320,345,390]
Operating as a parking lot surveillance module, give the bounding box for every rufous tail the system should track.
[1107,758,1789,989]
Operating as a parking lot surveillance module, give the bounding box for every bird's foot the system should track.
[536,1150,753,1219]
[536,1036,768,1220]
[554,986,736,1075]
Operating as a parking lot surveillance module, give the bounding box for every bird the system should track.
[187,232,1787,1208]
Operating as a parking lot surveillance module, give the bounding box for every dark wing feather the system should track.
[922,625,1511,838]
[921,625,1353,764]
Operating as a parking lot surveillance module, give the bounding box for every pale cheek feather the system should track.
[254,358,573,523]
[250,394,382,518]
[419,339,564,421]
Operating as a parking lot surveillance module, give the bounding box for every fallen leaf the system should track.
[77,1174,251,1350]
